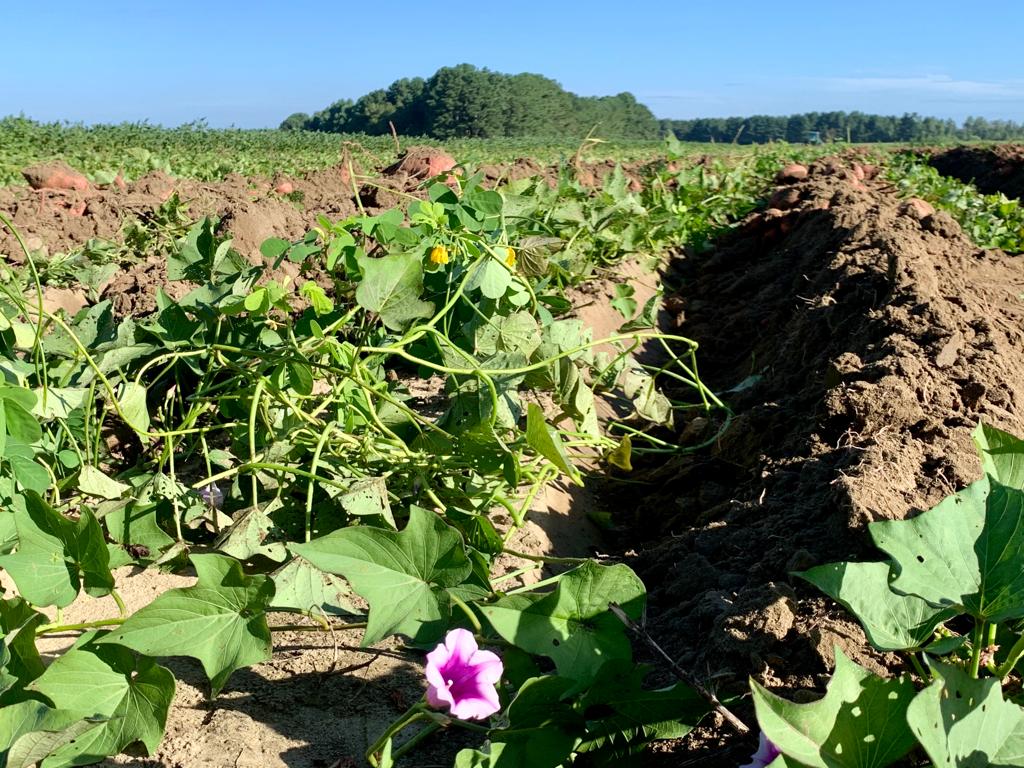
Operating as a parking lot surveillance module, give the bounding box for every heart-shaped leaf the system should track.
[29,635,174,766]
[0,701,101,768]
[98,553,273,695]
[355,252,433,331]
[485,676,581,768]
[872,477,1024,622]
[798,561,955,650]
[0,492,113,608]
[291,505,471,645]
[906,662,1024,767]
[751,648,916,768]
[481,561,645,684]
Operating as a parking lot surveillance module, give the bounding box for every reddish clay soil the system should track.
[0,150,648,318]
[622,157,1024,764]
[928,144,1024,199]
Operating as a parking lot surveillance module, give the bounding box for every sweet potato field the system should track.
[2,131,1024,768]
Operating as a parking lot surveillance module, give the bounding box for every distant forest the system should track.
[661,113,1024,144]
[282,64,1024,143]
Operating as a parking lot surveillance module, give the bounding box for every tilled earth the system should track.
[928,143,1024,199]
[5,148,1024,766]
[626,155,1024,763]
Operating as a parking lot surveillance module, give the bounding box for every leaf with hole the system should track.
[750,648,916,768]
[797,561,955,651]
[339,477,395,528]
[906,662,1024,767]
[215,506,288,563]
[871,477,1024,622]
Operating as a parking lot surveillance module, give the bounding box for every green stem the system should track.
[387,719,441,764]
[503,549,589,565]
[248,378,266,510]
[449,593,482,634]
[39,617,365,636]
[38,617,126,634]
[305,423,335,542]
[267,621,367,633]
[906,651,929,681]
[970,620,987,678]
[110,590,128,619]
[491,564,542,587]
[994,632,1024,680]
[366,701,428,767]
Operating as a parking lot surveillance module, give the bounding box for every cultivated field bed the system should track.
[2,136,1024,768]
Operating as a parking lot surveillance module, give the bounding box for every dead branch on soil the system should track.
[608,602,750,736]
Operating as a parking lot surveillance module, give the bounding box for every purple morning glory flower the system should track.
[741,731,781,768]
[424,628,503,720]
[198,483,224,509]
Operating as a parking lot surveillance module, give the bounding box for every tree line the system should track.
[662,113,1024,144]
[280,64,661,139]
[282,65,1024,143]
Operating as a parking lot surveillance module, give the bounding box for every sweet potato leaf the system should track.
[291,505,471,645]
[872,477,1024,622]
[906,662,1024,767]
[29,635,174,767]
[98,553,273,695]
[798,561,955,651]
[481,561,645,684]
[751,648,916,768]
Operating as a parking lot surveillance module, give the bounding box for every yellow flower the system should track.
[504,247,516,268]
[430,244,450,265]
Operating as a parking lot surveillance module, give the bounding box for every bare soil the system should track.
[928,144,1024,199]
[619,156,1024,764]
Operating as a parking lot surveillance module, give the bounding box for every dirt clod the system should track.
[776,163,809,183]
[22,162,90,191]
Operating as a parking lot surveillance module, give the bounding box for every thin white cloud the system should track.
[812,74,1024,100]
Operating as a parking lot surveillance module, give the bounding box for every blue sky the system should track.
[4,1,1023,127]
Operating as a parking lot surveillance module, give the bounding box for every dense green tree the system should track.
[305,99,353,132]
[423,65,509,138]
[279,112,310,131]
[288,64,660,139]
